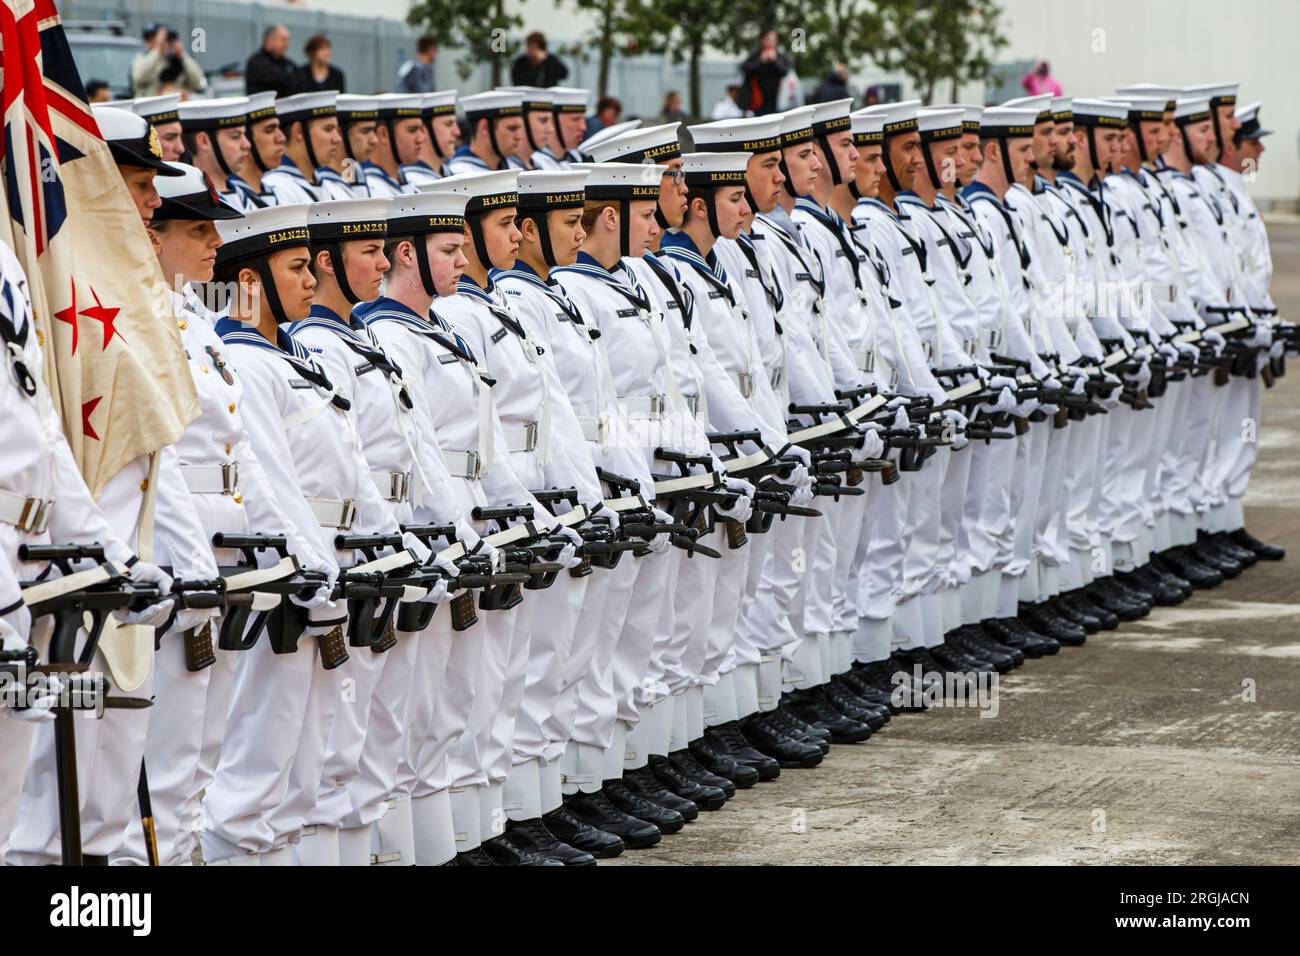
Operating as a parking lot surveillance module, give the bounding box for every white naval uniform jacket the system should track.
[1193,164,1270,311]
[895,192,983,368]
[960,183,1056,377]
[494,264,624,507]
[361,161,417,199]
[261,157,331,205]
[361,295,557,525]
[1051,174,1140,348]
[1103,171,1197,327]
[659,236,788,448]
[854,196,972,400]
[1216,165,1275,311]
[752,210,855,405]
[166,291,327,578]
[1162,169,1248,315]
[0,243,140,605]
[216,318,398,618]
[530,147,576,170]
[318,166,367,200]
[444,147,502,177]
[1087,176,1174,340]
[401,161,441,188]
[552,254,688,497]
[715,232,794,410]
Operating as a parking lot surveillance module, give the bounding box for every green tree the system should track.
[565,0,666,99]
[875,0,1007,104]
[407,0,522,87]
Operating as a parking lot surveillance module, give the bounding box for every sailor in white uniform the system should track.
[445,90,526,176]
[404,90,460,187]
[231,92,282,208]
[361,93,428,198]
[261,91,344,205]
[177,96,256,212]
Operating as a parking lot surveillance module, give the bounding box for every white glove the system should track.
[291,583,333,611]
[892,407,911,430]
[1176,342,1200,362]
[1244,321,1272,348]
[5,673,62,723]
[988,375,1018,391]
[113,559,175,626]
[1099,372,1123,410]
[470,538,505,573]
[716,478,754,524]
[942,408,969,450]
[856,424,885,460]
[981,386,1016,415]
[1202,329,1226,349]
[589,502,621,530]
[646,508,674,555]
[126,559,173,596]
[1125,357,1152,391]
[785,444,812,469]
[428,548,461,579]
[400,531,433,565]
[1269,340,1285,361]
[163,608,218,640]
[1157,342,1180,363]
[886,394,910,409]
[417,577,452,605]
[552,525,584,569]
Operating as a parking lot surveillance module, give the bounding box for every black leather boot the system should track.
[478,835,566,866]
[1119,567,1185,606]
[839,666,901,712]
[703,721,781,780]
[623,765,701,821]
[664,748,736,798]
[1088,577,1152,616]
[1061,590,1120,629]
[603,778,685,834]
[785,687,873,743]
[1159,549,1223,589]
[1047,595,1102,633]
[1189,540,1243,578]
[1230,528,1285,561]
[982,616,1060,656]
[688,736,761,789]
[1018,602,1087,646]
[952,625,1020,669]
[857,659,929,710]
[767,704,833,751]
[647,753,728,810]
[1207,531,1258,567]
[503,819,597,865]
[561,790,661,849]
[740,712,825,767]
[542,803,627,858]
[825,678,890,727]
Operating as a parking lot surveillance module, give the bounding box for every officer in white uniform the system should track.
[176,97,256,212]
[533,87,590,168]
[404,90,460,186]
[231,92,282,207]
[361,93,428,198]
[332,95,381,198]
[445,90,526,176]
[500,87,556,169]
[120,93,184,161]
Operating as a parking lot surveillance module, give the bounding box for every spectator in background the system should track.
[86,80,112,104]
[510,32,570,89]
[809,62,851,105]
[739,28,791,116]
[710,83,745,119]
[131,23,206,98]
[295,35,346,93]
[658,91,688,124]
[244,24,298,98]
[1020,59,1063,97]
[863,84,882,106]
[584,96,622,138]
[396,36,439,94]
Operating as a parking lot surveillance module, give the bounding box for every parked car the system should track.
[64,20,139,99]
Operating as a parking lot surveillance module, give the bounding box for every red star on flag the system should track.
[81,395,102,440]
[54,278,78,355]
[80,286,123,349]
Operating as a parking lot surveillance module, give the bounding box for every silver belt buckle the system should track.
[685,395,700,416]
[524,421,538,452]
[888,367,900,390]
[963,337,978,355]
[650,394,665,418]
[339,499,357,530]
[860,350,875,373]
[465,451,481,479]
[389,471,412,501]
[736,372,753,398]
[18,496,53,534]
[769,366,785,389]
[221,461,239,495]
[986,329,1002,350]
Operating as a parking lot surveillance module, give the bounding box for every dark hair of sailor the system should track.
[517,186,584,268]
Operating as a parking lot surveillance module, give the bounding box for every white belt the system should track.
[850,348,875,373]
[306,496,357,530]
[624,395,666,420]
[1149,284,1176,303]
[731,371,754,399]
[503,422,539,454]
[443,450,482,480]
[372,471,412,503]
[767,366,785,389]
[0,489,53,534]
[577,416,606,443]
[181,462,239,496]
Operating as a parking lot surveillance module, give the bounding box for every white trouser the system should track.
[744,515,814,662]
[900,448,950,600]
[726,530,773,668]
[570,555,638,750]
[661,535,721,695]
[830,490,868,633]
[401,607,456,798]
[550,571,614,761]
[616,547,675,719]
[513,573,589,767]
[1213,373,1260,517]
[447,604,520,789]
[938,444,975,592]
[696,528,739,687]
[9,630,154,864]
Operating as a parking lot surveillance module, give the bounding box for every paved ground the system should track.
[609,221,1300,866]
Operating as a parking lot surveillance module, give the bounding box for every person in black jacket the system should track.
[739,29,792,116]
[295,35,346,94]
[808,63,851,105]
[510,32,569,89]
[244,24,299,98]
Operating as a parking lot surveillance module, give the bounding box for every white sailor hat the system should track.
[549,87,590,114]
[391,187,470,235]
[92,105,184,173]
[130,93,181,125]
[577,119,641,158]
[586,122,682,164]
[1064,98,1128,128]
[569,162,665,201]
[214,202,311,269]
[1109,95,1169,123]
[974,106,1040,137]
[681,151,753,189]
[375,93,424,120]
[1236,101,1271,140]
[808,98,853,137]
[422,90,458,117]
[849,108,885,146]
[689,115,784,154]
[152,162,243,222]
[779,106,816,146]
[1113,85,1176,111]
[459,89,524,121]
[1000,94,1053,123]
[917,107,965,142]
[861,100,922,137]
[275,90,337,122]
[516,169,589,211]
[245,91,278,124]
[335,95,381,123]
[503,87,556,113]
[1184,82,1239,107]
[307,197,391,243]
[178,96,251,131]
[1049,98,1072,122]
[423,169,520,214]
[959,104,986,131]
[1174,96,1213,125]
